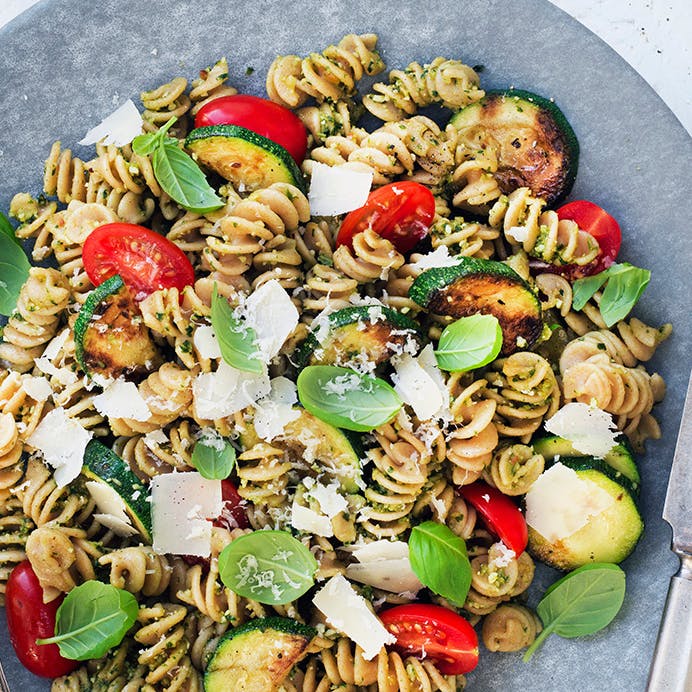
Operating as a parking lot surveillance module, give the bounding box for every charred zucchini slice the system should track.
[533,434,640,492]
[185,124,306,193]
[74,274,160,379]
[409,258,542,354]
[204,617,315,692]
[527,459,643,571]
[449,89,579,205]
[296,305,421,369]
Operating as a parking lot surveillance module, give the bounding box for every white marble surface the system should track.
[0,0,690,133]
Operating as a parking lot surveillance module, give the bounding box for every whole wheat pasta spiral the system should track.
[0,494,31,606]
[99,546,173,597]
[363,57,483,122]
[267,33,385,108]
[0,268,71,372]
[0,412,23,492]
[430,215,499,259]
[236,441,292,508]
[189,57,238,115]
[140,76,191,133]
[10,193,59,261]
[300,264,358,318]
[291,219,336,268]
[482,603,543,652]
[0,371,49,440]
[252,234,304,290]
[450,144,502,212]
[43,141,88,204]
[332,228,405,283]
[488,187,545,248]
[484,443,545,496]
[470,543,520,598]
[297,98,357,145]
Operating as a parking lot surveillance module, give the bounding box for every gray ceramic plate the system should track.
[1,0,691,689]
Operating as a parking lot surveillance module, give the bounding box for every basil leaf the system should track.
[408,520,472,606]
[297,365,402,432]
[523,563,626,661]
[211,287,264,374]
[571,268,612,311]
[218,530,317,605]
[191,429,236,480]
[0,214,31,317]
[36,581,138,660]
[599,265,650,326]
[152,139,224,214]
[435,314,503,372]
[131,132,160,156]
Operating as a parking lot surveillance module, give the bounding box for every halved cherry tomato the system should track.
[379,603,479,675]
[215,479,249,531]
[459,481,528,555]
[553,200,622,278]
[194,94,308,164]
[335,181,435,254]
[82,223,195,300]
[5,561,78,678]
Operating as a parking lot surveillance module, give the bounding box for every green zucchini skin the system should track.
[74,274,160,379]
[81,439,152,542]
[295,304,421,369]
[449,88,579,205]
[185,124,306,193]
[409,257,542,354]
[204,617,315,692]
[533,434,640,491]
[527,461,643,571]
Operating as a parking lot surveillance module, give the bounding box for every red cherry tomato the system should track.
[5,561,78,678]
[335,181,435,254]
[553,200,622,278]
[82,223,195,300]
[379,603,479,675]
[215,479,249,531]
[194,94,308,164]
[459,481,528,555]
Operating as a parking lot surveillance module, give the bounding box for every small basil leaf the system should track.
[435,314,503,372]
[523,563,626,662]
[191,429,236,480]
[131,132,160,156]
[0,215,31,317]
[599,265,650,326]
[571,268,612,311]
[297,365,402,432]
[218,530,317,605]
[36,581,138,660]
[152,139,223,214]
[408,521,471,606]
[211,287,264,374]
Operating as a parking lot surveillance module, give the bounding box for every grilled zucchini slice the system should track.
[449,89,579,205]
[204,617,315,692]
[409,257,542,354]
[185,124,306,193]
[74,274,160,379]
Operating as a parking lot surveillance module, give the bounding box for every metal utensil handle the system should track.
[0,657,10,692]
[647,556,692,692]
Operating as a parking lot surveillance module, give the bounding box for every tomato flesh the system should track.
[194,94,308,163]
[459,481,528,555]
[336,181,435,254]
[82,223,195,300]
[546,199,622,278]
[5,561,78,678]
[380,603,479,675]
[215,479,249,531]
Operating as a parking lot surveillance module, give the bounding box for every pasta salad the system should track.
[0,32,672,691]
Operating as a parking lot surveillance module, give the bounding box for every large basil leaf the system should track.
[218,530,317,605]
[0,212,30,317]
[36,581,138,660]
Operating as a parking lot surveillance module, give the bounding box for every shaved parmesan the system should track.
[93,378,151,421]
[85,480,137,537]
[545,402,618,457]
[20,375,52,402]
[253,376,300,441]
[313,574,396,659]
[241,280,299,360]
[346,540,423,594]
[192,362,270,420]
[506,225,531,244]
[525,462,615,542]
[410,245,462,270]
[304,478,348,518]
[151,472,222,557]
[392,348,445,420]
[79,99,143,146]
[26,408,92,487]
[308,162,373,216]
[291,503,333,537]
[193,325,223,359]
